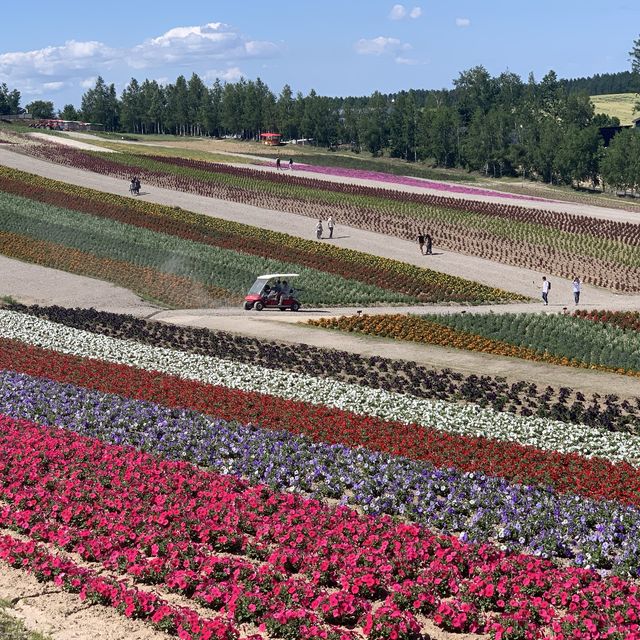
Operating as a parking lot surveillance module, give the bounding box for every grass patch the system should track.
[0,599,52,640]
[591,93,639,125]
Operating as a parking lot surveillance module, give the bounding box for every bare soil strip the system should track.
[0,562,168,640]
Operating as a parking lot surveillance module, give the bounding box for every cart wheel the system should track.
[243,301,252,310]
[291,302,300,312]
[255,301,264,311]
[278,306,285,311]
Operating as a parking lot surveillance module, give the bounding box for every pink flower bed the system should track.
[292,163,553,203]
[4,413,640,639]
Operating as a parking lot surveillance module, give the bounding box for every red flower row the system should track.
[0,534,238,639]
[2,336,640,509]
[5,413,640,639]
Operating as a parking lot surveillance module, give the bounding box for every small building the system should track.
[260,132,282,146]
[29,119,103,132]
[633,117,640,128]
[0,113,33,122]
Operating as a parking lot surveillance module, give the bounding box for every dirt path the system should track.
[3,145,640,309]
[0,255,160,316]
[0,562,168,640]
[27,132,118,153]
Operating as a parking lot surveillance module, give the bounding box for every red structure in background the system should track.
[260,132,282,146]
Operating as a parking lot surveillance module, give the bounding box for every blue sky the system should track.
[2,0,638,109]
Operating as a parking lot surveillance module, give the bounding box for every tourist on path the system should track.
[327,215,335,239]
[289,158,293,170]
[572,277,581,305]
[425,233,433,255]
[276,157,281,170]
[315,219,323,239]
[417,231,425,255]
[541,276,551,305]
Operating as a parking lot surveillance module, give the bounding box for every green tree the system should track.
[418,106,460,167]
[0,83,21,115]
[601,128,640,192]
[205,79,223,136]
[360,91,388,156]
[221,81,243,135]
[140,80,165,134]
[120,78,143,133]
[453,66,496,123]
[25,100,55,118]
[58,104,79,121]
[80,76,119,130]
[165,75,189,135]
[276,84,297,140]
[463,108,512,176]
[630,34,640,111]
[187,73,208,136]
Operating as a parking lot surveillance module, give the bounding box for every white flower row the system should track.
[1,309,639,466]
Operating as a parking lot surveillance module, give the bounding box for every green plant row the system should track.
[420,312,640,373]
[0,191,411,306]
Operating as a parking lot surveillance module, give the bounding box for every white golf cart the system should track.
[243,273,302,311]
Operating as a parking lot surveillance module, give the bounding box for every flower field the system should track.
[0,166,516,306]
[3,303,640,638]
[310,312,640,377]
[17,140,640,291]
[289,162,552,202]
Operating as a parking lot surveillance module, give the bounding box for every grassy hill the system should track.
[591,93,638,125]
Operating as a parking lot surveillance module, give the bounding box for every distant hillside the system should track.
[590,93,638,125]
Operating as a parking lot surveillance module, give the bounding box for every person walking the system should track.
[288,158,293,170]
[425,233,433,255]
[276,157,281,170]
[327,215,335,239]
[315,219,323,239]
[417,231,425,255]
[572,277,581,305]
[541,276,551,305]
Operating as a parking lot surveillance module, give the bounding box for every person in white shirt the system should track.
[541,276,550,305]
[572,277,581,305]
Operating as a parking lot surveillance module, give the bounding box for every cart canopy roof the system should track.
[255,273,299,280]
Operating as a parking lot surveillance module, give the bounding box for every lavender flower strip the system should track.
[0,368,637,575]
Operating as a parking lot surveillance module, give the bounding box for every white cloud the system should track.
[395,56,419,65]
[0,22,280,100]
[128,22,279,69]
[389,4,421,20]
[456,17,471,27]
[80,76,97,89]
[354,36,410,56]
[0,40,116,80]
[389,4,407,20]
[202,67,245,83]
